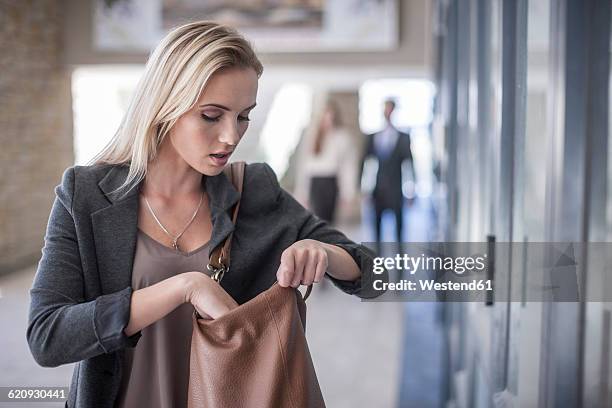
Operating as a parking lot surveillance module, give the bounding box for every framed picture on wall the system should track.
[94,0,399,52]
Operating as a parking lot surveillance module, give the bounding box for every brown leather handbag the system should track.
[188,162,326,408]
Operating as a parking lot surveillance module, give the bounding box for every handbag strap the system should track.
[301,284,313,301]
[206,161,313,302]
[207,161,245,282]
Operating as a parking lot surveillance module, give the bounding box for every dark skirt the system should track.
[309,176,338,223]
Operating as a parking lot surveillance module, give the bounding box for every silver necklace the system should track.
[143,191,203,253]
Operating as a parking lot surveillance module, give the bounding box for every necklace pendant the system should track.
[172,240,180,252]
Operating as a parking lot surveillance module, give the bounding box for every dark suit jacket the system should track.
[27,162,384,408]
[360,129,414,209]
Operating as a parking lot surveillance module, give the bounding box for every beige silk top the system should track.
[115,228,210,408]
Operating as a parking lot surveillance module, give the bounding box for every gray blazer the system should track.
[27,162,384,408]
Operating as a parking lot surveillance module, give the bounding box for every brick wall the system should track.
[0,1,74,275]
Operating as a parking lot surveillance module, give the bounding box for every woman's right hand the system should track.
[182,272,238,320]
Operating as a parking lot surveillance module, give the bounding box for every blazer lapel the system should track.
[91,165,140,294]
[90,164,240,294]
[205,171,241,255]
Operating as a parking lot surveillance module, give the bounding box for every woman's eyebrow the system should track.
[199,102,257,111]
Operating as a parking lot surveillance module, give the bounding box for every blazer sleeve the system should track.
[27,166,141,368]
[262,163,388,299]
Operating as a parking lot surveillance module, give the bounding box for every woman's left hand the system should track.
[276,239,328,288]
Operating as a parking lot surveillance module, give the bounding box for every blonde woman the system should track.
[26,21,381,408]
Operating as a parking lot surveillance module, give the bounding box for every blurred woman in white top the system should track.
[294,100,358,224]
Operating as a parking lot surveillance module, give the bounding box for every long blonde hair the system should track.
[88,21,263,198]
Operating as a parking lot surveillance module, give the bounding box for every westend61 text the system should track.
[373,279,493,292]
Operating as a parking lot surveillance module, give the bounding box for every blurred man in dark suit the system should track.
[360,99,414,254]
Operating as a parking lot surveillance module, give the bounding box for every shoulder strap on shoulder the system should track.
[207,161,245,282]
